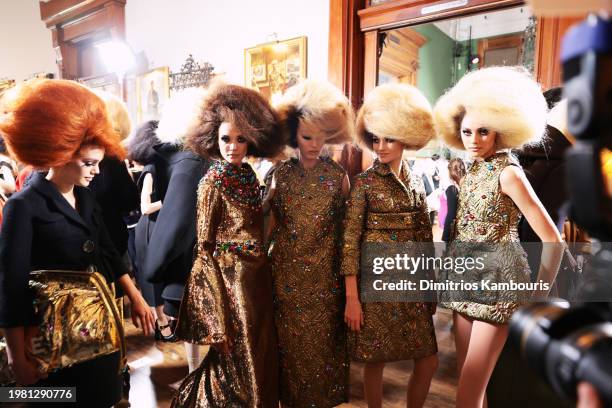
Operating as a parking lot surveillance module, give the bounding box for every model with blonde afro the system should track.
[342,83,438,408]
[262,79,353,407]
[433,66,564,408]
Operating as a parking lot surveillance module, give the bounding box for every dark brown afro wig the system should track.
[0,79,125,167]
[184,82,285,160]
[127,120,160,165]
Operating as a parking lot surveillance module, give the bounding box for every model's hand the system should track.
[344,298,364,332]
[129,293,155,336]
[9,354,42,386]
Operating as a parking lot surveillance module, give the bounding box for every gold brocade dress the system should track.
[173,160,279,408]
[341,159,437,363]
[269,157,350,407]
[443,152,531,324]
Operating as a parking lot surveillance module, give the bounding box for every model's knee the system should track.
[415,354,438,374]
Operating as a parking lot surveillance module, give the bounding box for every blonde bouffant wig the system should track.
[275,79,354,147]
[355,83,436,151]
[0,79,125,167]
[156,87,208,146]
[94,90,132,140]
[433,66,548,150]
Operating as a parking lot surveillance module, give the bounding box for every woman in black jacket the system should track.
[0,79,154,406]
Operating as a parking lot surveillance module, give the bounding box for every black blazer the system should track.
[142,144,208,301]
[0,172,128,328]
[89,157,139,254]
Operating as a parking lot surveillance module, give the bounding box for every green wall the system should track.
[413,25,454,105]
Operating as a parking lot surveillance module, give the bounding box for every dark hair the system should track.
[448,158,466,185]
[431,153,440,160]
[184,84,284,160]
[127,120,159,164]
[543,87,563,110]
[0,135,7,155]
[285,107,302,148]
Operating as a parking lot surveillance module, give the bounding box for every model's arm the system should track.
[500,166,564,297]
[140,173,162,215]
[341,176,367,331]
[0,165,16,195]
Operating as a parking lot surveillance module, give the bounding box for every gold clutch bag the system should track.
[0,270,126,385]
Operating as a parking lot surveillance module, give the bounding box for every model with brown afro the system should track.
[183,81,285,160]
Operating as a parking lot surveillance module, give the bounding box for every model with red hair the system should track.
[0,79,154,407]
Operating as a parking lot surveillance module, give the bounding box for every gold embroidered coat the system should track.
[444,152,531,324]
[173,160,278,408]
[340,159,437,363]
[269,157,349,407]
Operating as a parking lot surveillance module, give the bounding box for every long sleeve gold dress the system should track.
[340,159,437,363]
[172,160,279,408]
[269,157,350,407]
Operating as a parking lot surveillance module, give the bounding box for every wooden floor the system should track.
[123,309,458,408]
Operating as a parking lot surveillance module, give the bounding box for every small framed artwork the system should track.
[136,67,170,122]
[245,36,307,104]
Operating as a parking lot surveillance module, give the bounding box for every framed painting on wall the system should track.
[136,67,170,122]
[245,36,307,104]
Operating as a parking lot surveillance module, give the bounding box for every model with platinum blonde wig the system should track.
[433,67,564,408]
[264,80,352,407]
[94,90,132,140]
[342,83,438,408]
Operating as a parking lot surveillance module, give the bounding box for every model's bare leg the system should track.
[364,362,385,408]
[184,342,201,373]
[407,354,438,408]
[456,320,508,408]
[453,312,473,375]
[155,305,172,337]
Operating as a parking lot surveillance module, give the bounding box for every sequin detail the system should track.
[340,159,437,363]
[269,157,349,407]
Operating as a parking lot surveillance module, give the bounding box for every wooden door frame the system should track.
[328,0,579,107]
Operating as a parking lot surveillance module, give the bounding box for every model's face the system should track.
[218,121,247,166]
[460,112,498,159]
[372,135,404,164]
[58,145,105,187]
[296,120,326,162]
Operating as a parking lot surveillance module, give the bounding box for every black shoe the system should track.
[155,320,178,342]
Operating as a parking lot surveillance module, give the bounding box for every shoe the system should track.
[154,320,178,342]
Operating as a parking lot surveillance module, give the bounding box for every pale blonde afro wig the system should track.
[433,66,548,150]
[94,90,132,140]
[275,79,354,147]
[156,87,208,146]
[355,83,436,151]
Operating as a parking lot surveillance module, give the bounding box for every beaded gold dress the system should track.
[269,157,349,407]
[443,152,531,324]
[341,159,437,363]
[173,160,278,408]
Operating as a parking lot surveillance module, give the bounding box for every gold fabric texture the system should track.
[340,159,437,363]
[173,160,278,408]
[0,270,124,385]
[443,152,531,324]
[269,157,349,407]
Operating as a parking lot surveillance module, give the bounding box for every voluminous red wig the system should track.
[0,79,125,167]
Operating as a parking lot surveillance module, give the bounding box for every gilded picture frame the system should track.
[244,36,307,103]
[136,67,170,122]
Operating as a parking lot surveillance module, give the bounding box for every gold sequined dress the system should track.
[341,159,437,363]
[269,157,349,407]
[443,152,531,324]
[173,160,279,408]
